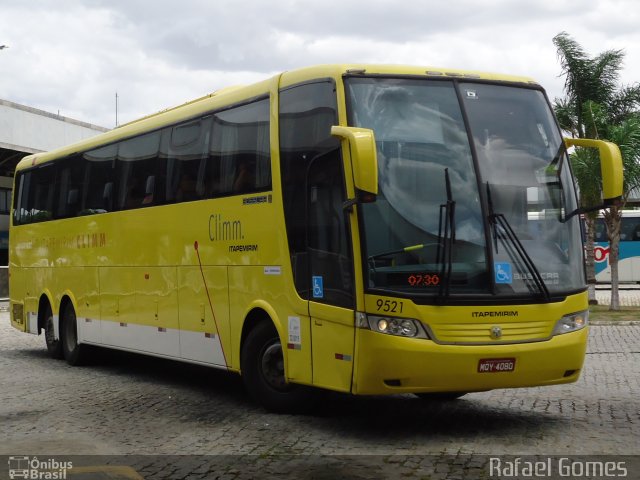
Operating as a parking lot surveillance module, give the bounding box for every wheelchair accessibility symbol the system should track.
[494,262,513,284]
[312,276,324,298]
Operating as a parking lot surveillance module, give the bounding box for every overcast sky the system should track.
[1,0,639,129]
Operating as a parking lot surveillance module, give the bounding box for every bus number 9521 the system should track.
[376,299,404,313]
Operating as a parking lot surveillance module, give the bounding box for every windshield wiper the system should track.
[369,244,426,262]
[436,168,456,298]
[486,182,550,300]
[368,244,426,274]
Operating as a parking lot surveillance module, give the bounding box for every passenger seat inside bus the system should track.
[103,182,114,212]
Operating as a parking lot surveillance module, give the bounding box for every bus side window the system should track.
[103,182,114,211]
[631,220,640,241]
[164,117,211,203]
[210,98,271,196]
[117,131,162,209]
[25,165,56,223]
[56,156,85,219]
[12,172,28,225]
[594,218,606,241]
[83,144,117,214]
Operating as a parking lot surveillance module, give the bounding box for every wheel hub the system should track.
[260,342,288,391]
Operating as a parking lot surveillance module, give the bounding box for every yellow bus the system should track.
[9,65,622,412]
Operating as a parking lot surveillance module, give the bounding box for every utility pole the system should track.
[115,92,119,127]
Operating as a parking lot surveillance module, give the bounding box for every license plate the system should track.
[478,358,516,373]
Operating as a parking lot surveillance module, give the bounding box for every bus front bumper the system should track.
[352,327,588,395]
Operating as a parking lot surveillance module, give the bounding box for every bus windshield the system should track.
[345,77,584,299]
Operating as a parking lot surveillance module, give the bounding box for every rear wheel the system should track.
[241,321,313,413]
[61,302,87,366]
[43,304,63,359]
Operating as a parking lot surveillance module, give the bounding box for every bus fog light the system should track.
[553,310,589,336]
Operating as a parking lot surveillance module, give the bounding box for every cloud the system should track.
[0,0,638,128]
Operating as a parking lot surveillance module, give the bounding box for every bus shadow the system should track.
[14,346,566,439]
[87,346,250,401]
[83,348,561,439]
[307,391,566,439]
[14,345,251,408]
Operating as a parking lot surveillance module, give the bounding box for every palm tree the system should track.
[553,32,640,309]
[602,116,640,308]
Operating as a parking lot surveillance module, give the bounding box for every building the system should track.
[0,99,108,264]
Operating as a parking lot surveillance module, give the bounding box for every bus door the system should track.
[305,147,357,392]
[279,79,358,392]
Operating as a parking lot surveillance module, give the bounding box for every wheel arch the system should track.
[58,291,80,336]
[59,293,77,318]
[58,291,87,366]
[237,303,314,412]
[238,302,283,372]
[37,291,55,334]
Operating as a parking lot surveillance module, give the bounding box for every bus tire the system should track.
[61,302,87,366]
[414,392,467,401]
[43,304,63,359]
[241,321,313,413]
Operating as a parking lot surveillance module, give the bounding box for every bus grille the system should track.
[430,321,552,344]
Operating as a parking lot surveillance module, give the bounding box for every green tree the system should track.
[553,31,640,309]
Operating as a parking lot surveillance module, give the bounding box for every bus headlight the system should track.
[552,310,589,336]
[359,313,430,339]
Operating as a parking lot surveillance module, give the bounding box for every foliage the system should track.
[552,31,640,310]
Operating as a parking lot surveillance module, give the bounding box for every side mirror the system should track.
[564,138,623,204]
[331,126,378,196]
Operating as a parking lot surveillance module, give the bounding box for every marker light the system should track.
[552,310,589,336]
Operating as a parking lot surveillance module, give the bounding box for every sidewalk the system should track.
[595,285,640,307]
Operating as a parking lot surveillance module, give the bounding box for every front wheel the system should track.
[61,302,88,366]
[241,321,313,413]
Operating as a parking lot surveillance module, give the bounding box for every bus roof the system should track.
[16,64,540,172]
[278,64,538,89]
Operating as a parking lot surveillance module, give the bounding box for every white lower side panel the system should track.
[179,330,226,366]
[78,317,102,344]
[100,321,181,358]
[28,312,59,338]
[27,312,39,335]
[77,318,227,367]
